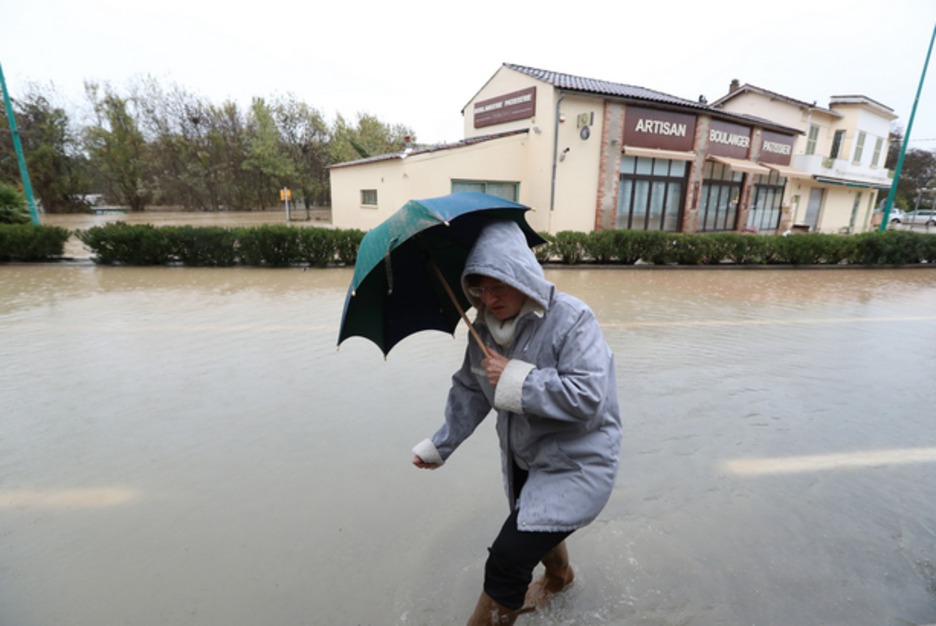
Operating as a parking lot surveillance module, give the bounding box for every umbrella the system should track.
[337,191,545,357]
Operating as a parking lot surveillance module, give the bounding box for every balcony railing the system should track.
[792,154,892,186]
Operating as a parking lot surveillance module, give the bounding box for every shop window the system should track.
[452,180,519,202]
[806,124,819,155]
[616,156,687,231]
[361,189,377,206]
[749,170,787,232]
[698,161,743,232]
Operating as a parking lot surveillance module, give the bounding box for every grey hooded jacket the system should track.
[412,220,622,532]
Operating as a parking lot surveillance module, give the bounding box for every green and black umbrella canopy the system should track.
[337,192,544,357]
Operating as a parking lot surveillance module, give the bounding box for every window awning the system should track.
[708,155,770,175]
[759,163,812,179]
[624,146,696,161]
[814,176,892,191]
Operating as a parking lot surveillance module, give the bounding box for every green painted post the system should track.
[880,23,936,231]
[0,62,41,225]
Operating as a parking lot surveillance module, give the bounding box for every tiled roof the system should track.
[710,83,840,118]
[506,64,802,134]
[506,63,708,109]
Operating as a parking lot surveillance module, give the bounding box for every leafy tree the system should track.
[329,112,415,165]
[16,89,87,212]
[6,74,418,213]
[884,127,936,210]
[271,95,331,207]
[83,83,152,211]
[242,98,295,210]
[0,181,29,224]
[0,83,89,213]
[899,148,936,209]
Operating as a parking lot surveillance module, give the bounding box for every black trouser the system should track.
[483,465,573,610]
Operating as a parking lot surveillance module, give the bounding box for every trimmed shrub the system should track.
[637,231,680,265]
[606,229,645,265]
[721,233,770,264]
[533,232,555,263]
[77,222,172,265]
[552,231,588,265]
[234,225,304,267]
[671,233,729,265]
[166,226,238,266]
[584,230,618,264]
[297,228,334,268]
[920,233,936,263]
[332,228,365,266]
[768,234,828,265]
[851,230,927,266]
[0,224,71,261]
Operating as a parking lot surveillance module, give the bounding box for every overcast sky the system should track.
[2,0,935,150]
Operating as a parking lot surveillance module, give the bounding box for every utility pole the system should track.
[880,23,936,231]
[0,62,41,225]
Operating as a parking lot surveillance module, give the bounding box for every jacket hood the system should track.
[461,220,552,311]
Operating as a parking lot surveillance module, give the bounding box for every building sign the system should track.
[474,87,536,128]
[708,119,752,159]
[758,130,796,166]
[623,106,696,151]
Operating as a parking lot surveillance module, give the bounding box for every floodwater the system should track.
[3,257,936,625]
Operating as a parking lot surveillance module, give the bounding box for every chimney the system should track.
[403,135,412,153]
[729,79,740,93]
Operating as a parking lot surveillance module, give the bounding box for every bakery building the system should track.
[330,64,896,235]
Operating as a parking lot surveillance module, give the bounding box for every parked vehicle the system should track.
[904,209,936,226]
[888,207,908,223]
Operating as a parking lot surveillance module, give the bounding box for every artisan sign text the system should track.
[623,106,697,151]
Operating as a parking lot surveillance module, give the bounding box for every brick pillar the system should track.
[595,101,625,231]
[684,116,710,233]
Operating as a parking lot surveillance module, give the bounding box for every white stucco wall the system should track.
[816,187,878,234]
[329,133,536,231]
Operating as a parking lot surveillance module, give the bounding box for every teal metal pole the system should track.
[0,62,41,225]
[880,23,936,231]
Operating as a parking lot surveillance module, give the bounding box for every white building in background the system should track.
[330,64,898,235]
[711,82,897,232]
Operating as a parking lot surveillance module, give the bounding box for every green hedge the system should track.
[0,224,72,261]
[7,222,935,268]
[74,222,365,267]
[533,230,936,267]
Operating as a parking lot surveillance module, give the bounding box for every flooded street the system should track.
[3,261,936,625]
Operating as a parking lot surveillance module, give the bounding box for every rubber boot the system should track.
[466,591,534,625]
[524,540,575,609]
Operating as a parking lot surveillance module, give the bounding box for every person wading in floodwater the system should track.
[411,220,622,625]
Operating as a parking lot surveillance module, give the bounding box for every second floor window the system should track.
[806,124,819,155]
[871,137,884,167]
[853,132,866,164]
[830,130,845,159]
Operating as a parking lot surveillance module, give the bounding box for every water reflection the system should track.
[2,265,936,625]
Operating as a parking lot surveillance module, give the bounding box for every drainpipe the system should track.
[549,92,566,218]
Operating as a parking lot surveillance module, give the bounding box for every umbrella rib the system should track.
[384,251,393,295]
[426,258,491,360]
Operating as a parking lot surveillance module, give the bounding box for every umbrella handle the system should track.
[428,260,492,360]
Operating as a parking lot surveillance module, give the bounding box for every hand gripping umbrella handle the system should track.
[428,260,492,360]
